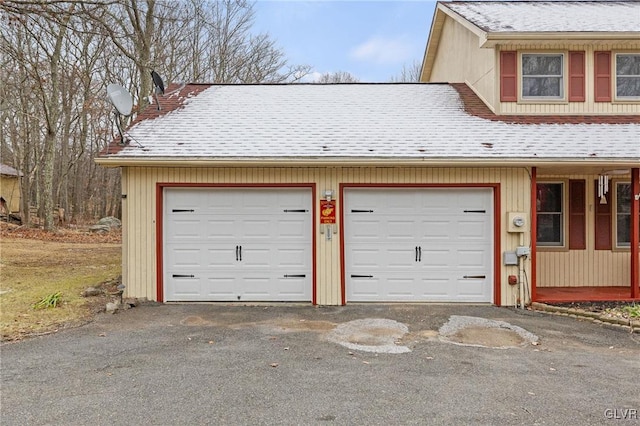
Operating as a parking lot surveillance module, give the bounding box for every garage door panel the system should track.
[276,218,309,240]
[164,188,312,302]
[345,188,493,302]
[169,276,202,299]
[169,219,204,239]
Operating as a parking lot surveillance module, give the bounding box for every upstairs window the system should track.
[616,53,640,99]
[522,54,564,99]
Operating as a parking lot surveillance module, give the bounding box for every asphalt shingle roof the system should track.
[101,83,640,163]
[441,1,640,33]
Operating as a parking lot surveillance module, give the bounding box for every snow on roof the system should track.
[102,83,639,162]
[442,1,640,33]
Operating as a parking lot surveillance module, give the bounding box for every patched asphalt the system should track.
[1,303,638,425]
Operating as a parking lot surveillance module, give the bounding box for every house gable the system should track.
[421,1,640,115]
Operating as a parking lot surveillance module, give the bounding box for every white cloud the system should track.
[350,36,414,65]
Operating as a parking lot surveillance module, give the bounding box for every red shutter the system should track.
[594,51,611,102]
[568,51,585,102]
[594,180,612,250]
[500,51,517,102]
[569,180,586,249]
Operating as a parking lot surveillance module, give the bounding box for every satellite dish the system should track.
[106,83,133,116]
[151,70,165,94]
[150,70,165,111]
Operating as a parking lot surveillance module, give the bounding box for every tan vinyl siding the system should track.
[536,174,631,287]
[428,16,496,110]
[497,43,640,115]
[122,166,532,306]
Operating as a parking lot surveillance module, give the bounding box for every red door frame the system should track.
[631,168,639,299]
[339,183,502,306]
[155,183,317,304]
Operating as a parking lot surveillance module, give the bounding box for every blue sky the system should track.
[252,1,437,82]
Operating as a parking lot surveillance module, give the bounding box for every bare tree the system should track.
[390,60,422,83]
[316,71,360,83]
[0,0,311,229]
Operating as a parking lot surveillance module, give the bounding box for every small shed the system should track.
[0,164,22,215]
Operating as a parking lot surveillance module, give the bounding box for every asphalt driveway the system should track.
[1,303,638,425]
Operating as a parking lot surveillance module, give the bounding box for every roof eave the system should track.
[95,156,640,169]
[481,32,640,47]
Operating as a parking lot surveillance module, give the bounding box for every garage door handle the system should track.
[463,275,486,279]
[235,245,242,261]
[418,246,422,262]
[351,274,373,278]
[172,274,195,278]
[172,209,195,213]
[284,274,306,278]
[351,209,374,213]
[464,210,486,213]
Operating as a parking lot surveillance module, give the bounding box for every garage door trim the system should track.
[339,183,501,306]
[156,183,317,303]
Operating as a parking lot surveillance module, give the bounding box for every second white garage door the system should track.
[344,188,493,303]
[164,187,312,302]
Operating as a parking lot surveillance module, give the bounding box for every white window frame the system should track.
[520,53,565,101]
[536,181,567,248]
[614,53,640,101]
[613,181,638,249]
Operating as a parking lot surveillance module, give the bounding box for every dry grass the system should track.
[0,235,121,341]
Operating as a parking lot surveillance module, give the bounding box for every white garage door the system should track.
[164,188,312,302]
[345,188,493,302]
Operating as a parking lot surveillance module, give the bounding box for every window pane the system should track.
[616,77,640,97]
[617,54,640,76]
[522,55,562,76]
[537,183,563,212]
[616,54,640,98]
[617,183,631,214]
[537,214,562,245]
[617,215,630,246]
[523,77,562,97]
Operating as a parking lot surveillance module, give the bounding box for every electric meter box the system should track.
[507,212,529,233]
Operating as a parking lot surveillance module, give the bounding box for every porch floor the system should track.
[535,286,640,303]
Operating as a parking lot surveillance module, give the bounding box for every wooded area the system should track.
[0,0,419,230]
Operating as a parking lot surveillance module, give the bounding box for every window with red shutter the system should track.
[594,51,612,102]
[568,51,585,102]
[595,180,612,250]
[569,180,586,249]
[500,51,517,102]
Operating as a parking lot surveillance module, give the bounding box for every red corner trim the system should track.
[531,167,537,302]
[631,168,639,299]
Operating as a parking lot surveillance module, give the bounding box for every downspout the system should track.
[531,167,537,302]
[631,167,639,299]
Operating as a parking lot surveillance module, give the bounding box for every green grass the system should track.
[0,238,121,340]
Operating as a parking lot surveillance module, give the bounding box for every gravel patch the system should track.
[439,315,539,348]
[327,318,411,354]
